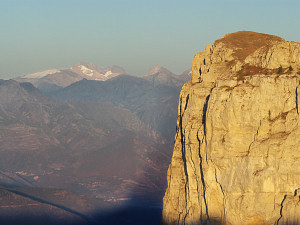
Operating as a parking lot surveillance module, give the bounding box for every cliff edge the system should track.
[162,31,300,225]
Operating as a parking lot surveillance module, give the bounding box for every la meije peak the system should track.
[162,31,300,225]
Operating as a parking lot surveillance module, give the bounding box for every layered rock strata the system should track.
[162,31,300,225]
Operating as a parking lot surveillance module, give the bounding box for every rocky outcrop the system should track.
[162,31,300,225]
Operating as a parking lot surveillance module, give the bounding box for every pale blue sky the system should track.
[0,0,299,78]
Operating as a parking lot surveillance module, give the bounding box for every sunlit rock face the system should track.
[162,31,300,225]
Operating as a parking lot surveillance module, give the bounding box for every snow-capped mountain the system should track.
[69,62,126,81]
[22,69,61,79]
[15,63,127,92]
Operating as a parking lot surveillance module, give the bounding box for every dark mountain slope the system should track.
[0,80,171,204]
[49,75,181,142]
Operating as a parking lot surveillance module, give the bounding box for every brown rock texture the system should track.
[161,31,300,225]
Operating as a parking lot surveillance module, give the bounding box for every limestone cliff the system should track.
[162,31,300,225]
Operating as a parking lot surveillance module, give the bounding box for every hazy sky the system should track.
[1,0,300,78]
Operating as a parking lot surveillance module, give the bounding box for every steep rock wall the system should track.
[162,31,300,225]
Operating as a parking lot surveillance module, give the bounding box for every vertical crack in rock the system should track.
[202,88,214,141]
[185,95,190,110]
[202,88,214,162]
[198,89,214,224]
[188,133,202,222]
[215,168,226,223]
[296,87,299,114]
[202,94,210,141]
[197,129,210,225]
[275,194,287,225]
[183,208,191,225]
[179,96,190,222]
[267,52,273,67]
[247,142,254,156]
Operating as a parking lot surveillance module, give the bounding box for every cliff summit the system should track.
[162,31,300,225]
[192,31,300,83]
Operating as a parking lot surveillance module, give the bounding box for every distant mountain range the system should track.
[14,63,191,143]
[0,64,191,224]
[15,62,127,93]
